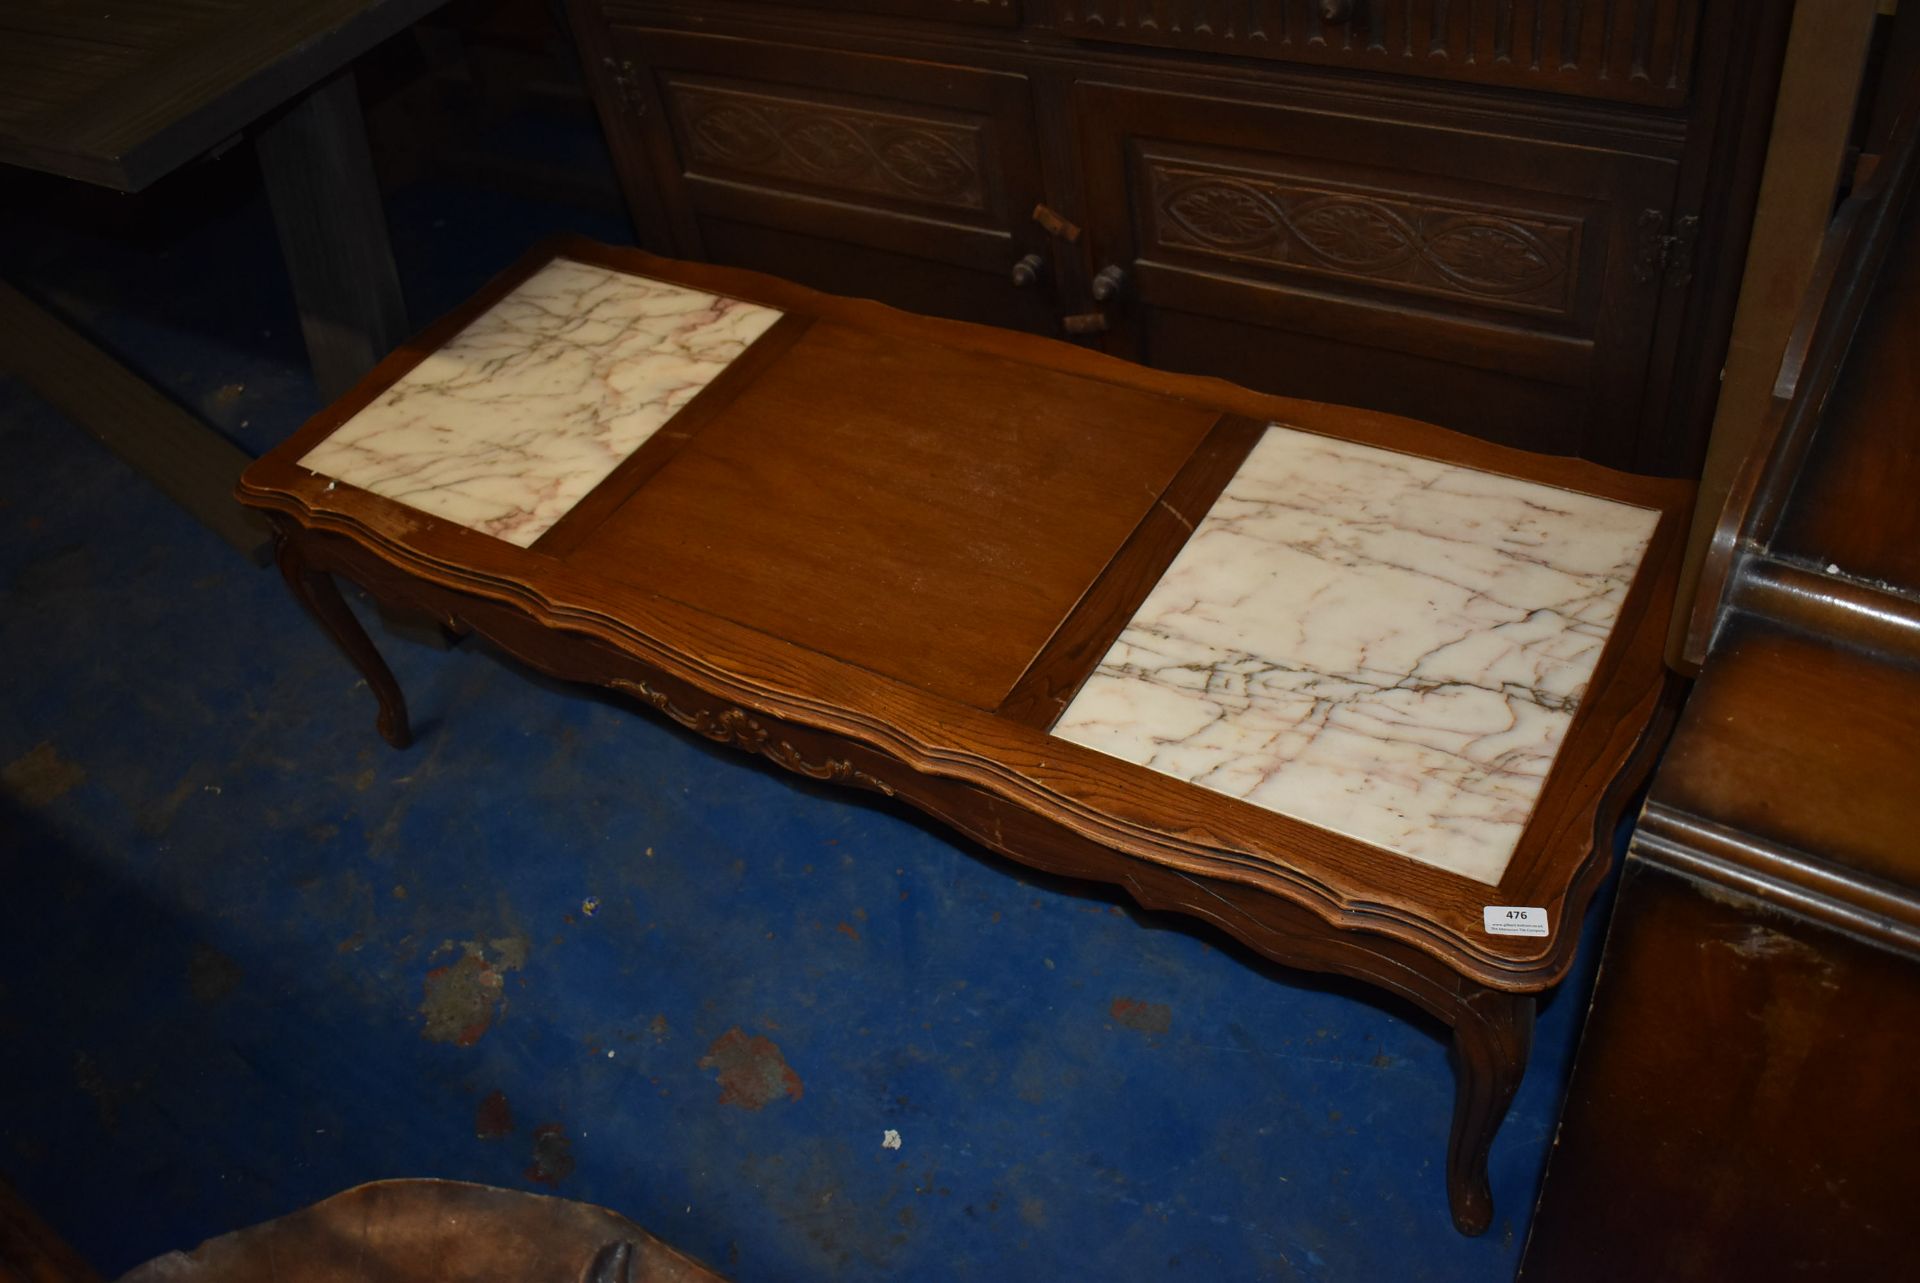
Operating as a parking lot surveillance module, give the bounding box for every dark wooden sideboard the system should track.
[1521,14,1920,1274]
[565,0,1792,474]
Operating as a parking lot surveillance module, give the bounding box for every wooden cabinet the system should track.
[1522,29,1920,1271]
[1073,82,1681,458]
[608,31,1062,333]
[571,0,1791,473]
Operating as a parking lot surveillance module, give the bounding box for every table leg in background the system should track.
[257,70,409,402]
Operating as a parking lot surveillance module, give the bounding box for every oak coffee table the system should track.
[239,237,1688,1235]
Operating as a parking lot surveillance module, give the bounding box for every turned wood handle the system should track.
[1031,203,1082,243]
[1090,264,1127,303]
[1010,253,1045,288]
[1320,0,1355,22]
[1061,311,1109,335]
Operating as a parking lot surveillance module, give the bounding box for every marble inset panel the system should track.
[1051,426,1660,885]
[299,258,782,546]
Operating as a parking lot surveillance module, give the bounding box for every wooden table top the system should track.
[240,237,1691,990]
[0,0,445,190]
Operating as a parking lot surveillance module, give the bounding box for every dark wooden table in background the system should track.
[0,0,449,559]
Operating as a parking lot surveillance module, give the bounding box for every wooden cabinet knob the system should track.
[1090,264,1127,303]
[1010,253,1045,288]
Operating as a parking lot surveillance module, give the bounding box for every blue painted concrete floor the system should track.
[0,149,1624,1282]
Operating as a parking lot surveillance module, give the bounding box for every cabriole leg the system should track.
[1445,989,1536,1235]
[275,536,412,749]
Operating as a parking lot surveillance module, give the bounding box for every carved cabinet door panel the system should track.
[1072,82,1684,467]
[598,29,1057,334]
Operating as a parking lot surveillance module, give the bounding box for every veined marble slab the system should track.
[1052,426,1660,885]
[299,257,782,547]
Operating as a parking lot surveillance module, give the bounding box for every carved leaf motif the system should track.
[687,102,780,166]
[783,118,871,180]
[673,85,985,212]
[1287,197,1419,271]
[609,678,896,797]
[874,129,975,199]
[1150,161,1576,312]
[1163,180,1282,250]
[1422,218,1559,294]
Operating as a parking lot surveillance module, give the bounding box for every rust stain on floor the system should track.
[524,1122,575,1184]
[421,954,503,1046]
[700,1028,803,1110]
[475,1089,515,1139]
[419,938,528,1047]
[1109,997,1172,1037]
[2,742,85,807]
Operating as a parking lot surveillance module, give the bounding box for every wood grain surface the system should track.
[240,234,1691,992]
[241,236,1691,1237]
[1519,859,1920,1281]
[563,317,1219,709]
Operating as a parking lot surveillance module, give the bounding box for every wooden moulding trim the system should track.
[280,497,1512,990]
[239,235,1693,991]
[895,786,1496,1027]
[295,532,1490,1024]
[1565,669,1685,942]
[1633,806,1920,962]
[253,479,1667,993]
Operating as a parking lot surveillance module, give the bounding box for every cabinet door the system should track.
[602,30,1058,334]
[1074,83,1681,466]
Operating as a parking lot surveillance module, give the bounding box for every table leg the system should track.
[1445,988,1536,1236]
[256,70,409,402]
[276,536,412,750]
